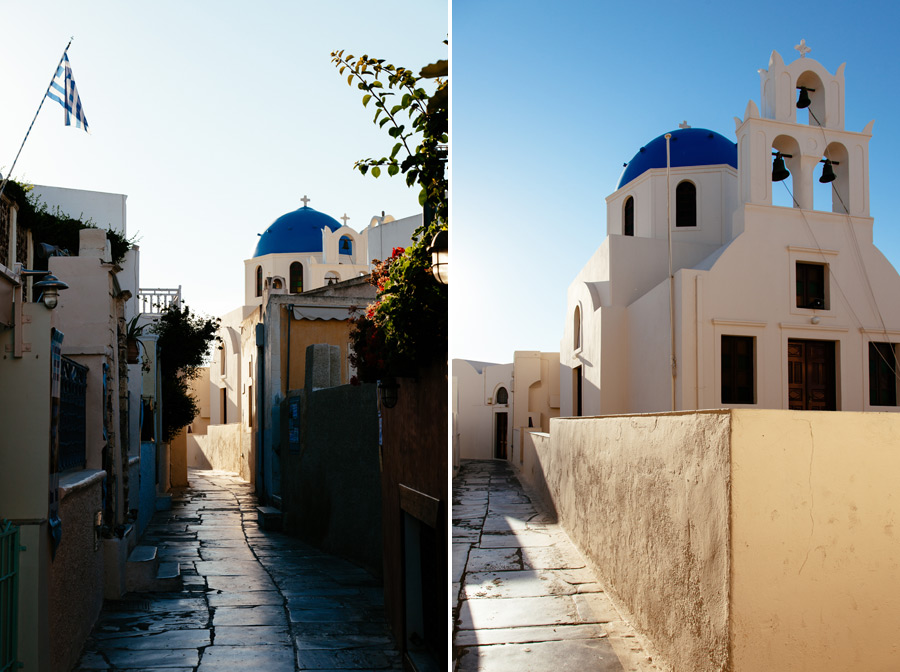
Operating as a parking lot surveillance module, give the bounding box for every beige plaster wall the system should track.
[169,431,188,487]
[0,305,51,519]
[543,412,732,671]
[730,409,900,670]
[187,423,245,476]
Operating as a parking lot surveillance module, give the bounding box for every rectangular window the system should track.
[796,262,826,309]
[869,342,898,406]
[721,335,754,404]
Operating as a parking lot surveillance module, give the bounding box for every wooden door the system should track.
[494,412,508,459]
[788,339,836,411]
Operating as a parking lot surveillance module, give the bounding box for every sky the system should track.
[451,0,900,364]
[0,1,447,319]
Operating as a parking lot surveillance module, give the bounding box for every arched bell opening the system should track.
[771,135,802,208]
[796,71,826,127]
[822,142,850,214]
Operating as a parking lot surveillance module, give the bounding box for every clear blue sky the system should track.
[0,1,447,318]
[452,0,900,364]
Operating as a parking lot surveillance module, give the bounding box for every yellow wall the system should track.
[282,317,353,393]
[730,410,900,671]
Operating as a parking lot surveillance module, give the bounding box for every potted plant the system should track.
[125,315,145,364]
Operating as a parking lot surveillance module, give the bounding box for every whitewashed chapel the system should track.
[561,47,900,416]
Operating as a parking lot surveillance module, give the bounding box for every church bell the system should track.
[772,153,791,182]
[819,159,837,184]
[796,86,813,109]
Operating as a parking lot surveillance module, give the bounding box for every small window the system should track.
[255,266,263,298]
[869,342,898,406]
[675,181,696,227]
[290,262,303,294]
[623,196,634,236]
[796,262,826,309]
[574,305,581,350]
[496,387,508,405]
[721,335,754,404]
[339,236,353,255]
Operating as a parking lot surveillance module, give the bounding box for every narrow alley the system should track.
[452,460,658,672]
[74,469,401,672]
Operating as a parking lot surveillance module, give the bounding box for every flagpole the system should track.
[0,38,74,203]
[666,132,677,412]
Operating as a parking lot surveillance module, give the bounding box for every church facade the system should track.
[561,49,900,417]
[200,197,419,482]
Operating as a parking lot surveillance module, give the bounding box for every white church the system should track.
[193,197,419,482]
[560,47,900,417]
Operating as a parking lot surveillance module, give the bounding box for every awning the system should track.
[290,305,361,321]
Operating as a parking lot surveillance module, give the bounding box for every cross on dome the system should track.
[341,213,350,226]
[795,39,811,58]
[679,120,691,129]
[301,195,310,207]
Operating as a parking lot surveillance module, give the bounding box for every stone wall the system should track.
[49,479,104,672]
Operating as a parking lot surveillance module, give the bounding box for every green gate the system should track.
[0,520,19,672]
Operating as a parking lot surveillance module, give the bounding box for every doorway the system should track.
[788,339,836,410]
[494,412,508,459]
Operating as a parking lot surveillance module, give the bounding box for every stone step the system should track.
[126,545,158,592]
[257,505,282,531]
[155,561,182,592]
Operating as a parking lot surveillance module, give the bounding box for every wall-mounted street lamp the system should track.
[32,273,69,309]
[378,378,399,409]
[428,229,448,285]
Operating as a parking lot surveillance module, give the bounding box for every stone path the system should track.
[452,460,659,672]
[75,469,400,671]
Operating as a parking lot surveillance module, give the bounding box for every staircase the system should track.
[125,545,182,592]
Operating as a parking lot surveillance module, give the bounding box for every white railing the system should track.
[138,286,181,316]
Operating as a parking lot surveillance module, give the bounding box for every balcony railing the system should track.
[138,286,181,316]
[59,356,88,472]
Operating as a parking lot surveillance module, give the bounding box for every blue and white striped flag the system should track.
[47,53,89,133]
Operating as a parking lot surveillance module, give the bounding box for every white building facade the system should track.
[562,49,900,416]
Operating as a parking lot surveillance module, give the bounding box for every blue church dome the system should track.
[617,128,737,190]
[253,205,342,257]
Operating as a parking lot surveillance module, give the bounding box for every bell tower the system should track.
[734,42,872,217]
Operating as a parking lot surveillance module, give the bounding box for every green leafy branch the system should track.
[330,49,447,237]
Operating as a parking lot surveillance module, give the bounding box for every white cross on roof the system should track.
[795,39,811,58]
[341,213,350,226]
[301,195,310,207]
[679,120,691,129]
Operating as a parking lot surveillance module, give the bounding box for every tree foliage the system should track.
[332,46,448,380]
[150,304,220,442]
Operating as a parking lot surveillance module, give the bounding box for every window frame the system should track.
[721,334,756,405]
[675,180,697,228]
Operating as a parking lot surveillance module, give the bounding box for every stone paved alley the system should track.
[452,460,659,672]
[74,469,401,672]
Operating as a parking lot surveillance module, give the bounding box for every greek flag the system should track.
[47,53,89,133]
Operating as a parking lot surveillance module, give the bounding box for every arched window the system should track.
[255,266,262,297]
[325,271,340,285]
[676,181,697,227]
[339,236,353,255]
[623,196,634,236]
[290,262,303,294]
[496,387,508,405]
[574,305,582,350]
